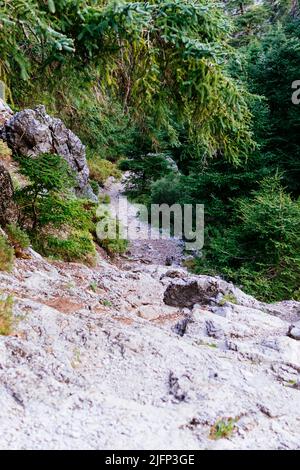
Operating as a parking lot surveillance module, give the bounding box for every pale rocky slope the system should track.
[0,180,300,450]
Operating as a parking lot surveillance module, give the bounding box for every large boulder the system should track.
[0,163,16,226]
[164,277,219,308]
[0,105,96,199]
[163,275,263,310]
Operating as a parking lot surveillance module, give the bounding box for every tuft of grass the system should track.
[219,293,237,306]
[101,299,112,307]
[65,281,76,290]
[71,348,82,369]
[285,379,298,388]
[209,417,238,440]
[182,257,196,270]
[0,294,14,335]
[0,234,14,271]
[89,179,100,196]
[89,281,98,292]
[0,139,12,160]
[99,194,111,204]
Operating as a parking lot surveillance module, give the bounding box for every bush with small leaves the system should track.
[0,234,14,272]
[33,229,97,266]
[195,176,300,302]
[88,158,122,186]
[5,224,30,256]
[96,204,128,255]
[14,153,98,265]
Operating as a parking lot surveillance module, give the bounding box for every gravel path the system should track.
[104,177,184,266]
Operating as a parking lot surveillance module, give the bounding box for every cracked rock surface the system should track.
[0,182,300,450]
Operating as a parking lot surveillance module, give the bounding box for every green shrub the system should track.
[119,154,174,195]
[15,153,75,228]
[35,195,96,232]
[88,158,122,185]
[150,174,187,206]
[14,153,98,265]
[5,224,30,251]
[90,179,100,196]
[195,177,300,302]
[0,235,14,272]
[96,204,128,255]
[0,294,14,336]
[33,229,97,266]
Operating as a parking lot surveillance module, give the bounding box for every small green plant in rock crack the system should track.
[65,281,76,290]
[0,294,14,336]
[71,348,82,369]
[195,339,217,349]
[209,417,238,440]
[284,379,299,388]
[89,281,98,292]
[0,139,11,160]
[101,299,112,307]
[219,293,238,306]
[98,194,111,204]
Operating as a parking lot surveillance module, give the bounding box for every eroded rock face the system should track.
[0,163,16,226]
[0,105,94,198]
[0,250,300,449]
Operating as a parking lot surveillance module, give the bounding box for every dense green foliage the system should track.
[194,176,300,301]
[0,1,299,300]
[5,223,30,253]
[122,0,300,301]
[14,153,98,264]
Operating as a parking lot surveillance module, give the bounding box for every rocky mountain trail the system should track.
[1,0,300,450]
[0,187,300,449]
[104,176,184,268]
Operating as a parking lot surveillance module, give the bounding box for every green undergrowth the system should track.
[0,234,14,272]
[96,201,128,255]
[0,294,14,336]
